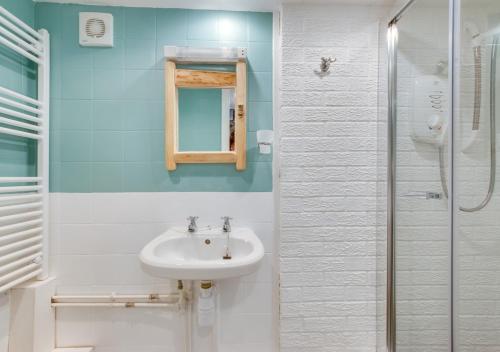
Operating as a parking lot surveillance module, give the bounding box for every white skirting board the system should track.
[53,348,94,352]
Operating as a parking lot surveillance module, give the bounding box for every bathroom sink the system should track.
[139,227,264,280]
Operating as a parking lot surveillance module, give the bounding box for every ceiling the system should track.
[35,0,397,12]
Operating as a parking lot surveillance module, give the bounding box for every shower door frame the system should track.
[386,0,456,351]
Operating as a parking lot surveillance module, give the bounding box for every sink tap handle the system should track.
[187,216,199,233]
[221,216,232,232]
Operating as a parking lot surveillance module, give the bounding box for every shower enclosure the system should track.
[385,0,500,350]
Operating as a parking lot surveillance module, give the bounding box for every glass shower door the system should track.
[388,1,500,351]
[454,1,500,350]
[390,1,452,350]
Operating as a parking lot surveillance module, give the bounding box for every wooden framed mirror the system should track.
[165,58,247,171]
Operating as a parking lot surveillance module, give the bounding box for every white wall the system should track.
[278,4,387,351]
[50,193,275,352]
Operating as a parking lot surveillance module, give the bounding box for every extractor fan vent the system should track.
[79,12,113,47]
[86,18,106,38]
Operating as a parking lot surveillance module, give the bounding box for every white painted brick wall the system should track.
[279,4,386,352]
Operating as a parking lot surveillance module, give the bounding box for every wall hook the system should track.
[314,56,336,77]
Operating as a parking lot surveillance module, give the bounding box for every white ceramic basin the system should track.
[140,227,264,280]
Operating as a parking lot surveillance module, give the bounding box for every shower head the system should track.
[479,25,500,40]
[471,24,500,47]
[464,21,480,39]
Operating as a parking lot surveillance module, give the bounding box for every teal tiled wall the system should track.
[35,3,273,192]
[0,0,37,177]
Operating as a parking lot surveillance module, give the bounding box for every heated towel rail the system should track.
[0,6,50,293]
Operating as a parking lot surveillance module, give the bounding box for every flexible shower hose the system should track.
[439,36,498,212]
[472,46,482,131]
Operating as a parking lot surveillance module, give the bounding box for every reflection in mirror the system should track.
[178,88,235,152]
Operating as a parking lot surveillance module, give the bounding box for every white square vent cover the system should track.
[79,12,113,47]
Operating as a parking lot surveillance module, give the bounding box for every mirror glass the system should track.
[178,88,236,152]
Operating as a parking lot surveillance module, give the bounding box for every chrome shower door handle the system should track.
[401,191,442,200]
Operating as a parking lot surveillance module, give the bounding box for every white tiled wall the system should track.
[50,192,275,352]
[279,4,387,352]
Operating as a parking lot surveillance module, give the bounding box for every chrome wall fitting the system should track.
[187,216,199,232]
[314,56,336,76]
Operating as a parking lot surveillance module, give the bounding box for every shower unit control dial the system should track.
[427,114,445,133]
[411,75,448,145]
